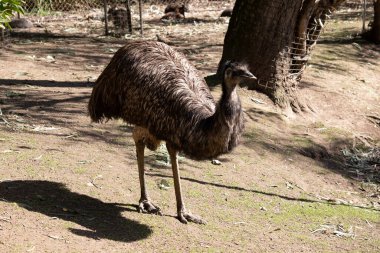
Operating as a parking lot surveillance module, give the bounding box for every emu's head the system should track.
[223,61,256,90]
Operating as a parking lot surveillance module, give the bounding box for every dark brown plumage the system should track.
[161,3,188,21]
[88,40,256,224]
[220,8,233,17]
[164,3,189,15]
[160,12,185,21]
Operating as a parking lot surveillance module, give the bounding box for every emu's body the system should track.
[160,12,185,21]
[162,3,188,21]
[88,41,255,223]
[164,3,188,16]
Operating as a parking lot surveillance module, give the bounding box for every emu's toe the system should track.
[178,211,206,225]
[138,199,162,215]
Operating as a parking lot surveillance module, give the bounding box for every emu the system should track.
[88,41,255,224]
[160,11,185,21]
[161,3,188,21]
[164,3,189,16]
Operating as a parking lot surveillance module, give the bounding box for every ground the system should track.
[0,2,379,253]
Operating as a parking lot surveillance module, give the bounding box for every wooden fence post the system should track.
[139,0,143,36]
[103,0,109,36]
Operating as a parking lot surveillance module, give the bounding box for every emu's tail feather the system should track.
[88,73,123,123]
[88,80,104,123]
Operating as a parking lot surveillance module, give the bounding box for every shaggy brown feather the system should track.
[220,8,233,17]
[88,41,246,160]
[161,12,185,21]
[164,3,188,15]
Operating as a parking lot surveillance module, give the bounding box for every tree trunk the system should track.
[370,0,380,43]
[218,0,344,113]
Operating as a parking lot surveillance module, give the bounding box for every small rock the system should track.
[46,55,56,63]
[260,206,267,211]
[352,42,362,51]
[286,181,294,189]
[158,179,170,190]
[211,159,221,165]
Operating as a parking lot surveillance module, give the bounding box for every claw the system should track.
[138,199,162,215]
[178,211,206,224]
[178,214,188,224]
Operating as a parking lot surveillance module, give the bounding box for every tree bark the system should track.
[369,0,380,43]
[218,0,344,113]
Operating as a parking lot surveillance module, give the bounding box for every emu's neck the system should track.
[182,80,244,160]
[220,80,239,118]
[221,79,236,98]
[205,80,243,154]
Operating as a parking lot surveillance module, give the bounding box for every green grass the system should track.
[223,192,260,210]
[270,200,380,225]
[5,91,26,98]
[319,127,351,141]
[73,166,87,175]
[42,156,60,171]
[24,165,38,177]
[309,121,325,129]
[26,137,38,148]
[292,136,314,148]
[62,221,75,230]
[243,131,260,140]
[187,189,203,198]
[293,233,330,249]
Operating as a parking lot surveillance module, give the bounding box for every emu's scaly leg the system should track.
[166,143,205,224]
[134,137,161,215]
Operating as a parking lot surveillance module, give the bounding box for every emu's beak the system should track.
[241,70,257,80]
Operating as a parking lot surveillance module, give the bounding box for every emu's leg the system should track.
[133,131,161,215]
[166,143,205,224]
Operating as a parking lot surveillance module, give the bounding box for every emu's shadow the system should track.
[0,79,94,88]
[146,173,378,211]
[0,180,152,242]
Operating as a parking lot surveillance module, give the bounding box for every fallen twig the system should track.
[233,221,246,225]
[46,234,64,240]
[365,219,373,228]
[311,228,327,234]
[312,224,355,238]
[89,175,103,189]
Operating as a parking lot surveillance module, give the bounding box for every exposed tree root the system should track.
[272,85,314,116]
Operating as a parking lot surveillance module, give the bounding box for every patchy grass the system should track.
[292,136,314,148]
[73,166,87,175]
[270,200,380,225]
[5,91,26,98]
[318,127,351,141]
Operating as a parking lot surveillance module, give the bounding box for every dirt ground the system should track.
[0,3,379,253]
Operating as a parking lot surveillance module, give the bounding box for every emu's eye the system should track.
[232,70,242,77]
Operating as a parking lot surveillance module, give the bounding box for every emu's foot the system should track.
[178,211,206,224]
[138,199,162,215]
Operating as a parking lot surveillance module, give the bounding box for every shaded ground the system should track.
[0,3,379,252]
